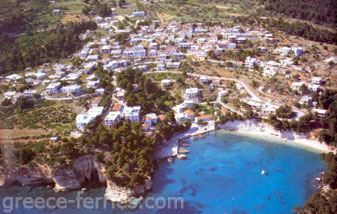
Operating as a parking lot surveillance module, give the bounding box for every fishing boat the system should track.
[177,154,187,160]
[178,148,189,154]
[167,157,173,163]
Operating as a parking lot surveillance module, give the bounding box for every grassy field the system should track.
[55,0,84,15]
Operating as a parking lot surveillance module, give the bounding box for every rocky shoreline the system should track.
[0,154,153,205]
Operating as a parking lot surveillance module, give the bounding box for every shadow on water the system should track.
[151,160,175,195]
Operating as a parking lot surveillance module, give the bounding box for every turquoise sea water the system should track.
[0,131,325,214]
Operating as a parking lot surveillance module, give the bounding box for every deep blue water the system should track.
[0,131,325,214]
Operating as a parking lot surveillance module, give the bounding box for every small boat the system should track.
[191,136,197,141]
[199,134,204,138]
[177,154,187,160]
[181,142,189,147]
[167,157,173,163]
[178,148,189,154]
[261,170,266,175]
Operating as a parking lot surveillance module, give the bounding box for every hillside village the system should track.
[0,1,337,212]
[1,8,336,141]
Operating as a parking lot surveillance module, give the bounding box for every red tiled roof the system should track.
[158,114,166,120]
[112,103,121,111]
[92,97,101,104]
[184,109,195,116]
[196,114,212,120]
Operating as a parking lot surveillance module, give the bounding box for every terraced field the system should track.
[0,0,16,21]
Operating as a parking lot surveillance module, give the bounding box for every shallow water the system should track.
[0,131,325,214]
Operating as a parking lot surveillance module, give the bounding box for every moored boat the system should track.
[178,148,189,154]
[167,157,173,163]
[181,142,189,147]
[177,154,187,160]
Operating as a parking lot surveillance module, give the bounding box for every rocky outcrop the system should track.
[0,154,105,192]
[104,177,153,204]
[1,154,153,206]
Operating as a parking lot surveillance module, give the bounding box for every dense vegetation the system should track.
[299,153,337,214]
[0,0,53,37]
[267,18,337,45]
[260,0,337,27]
[0,21,97,75]
[234,16,337,44]
[275,105,295,119]
[313,90,337,147]
[117,68,175,114]
[82,0,113,17]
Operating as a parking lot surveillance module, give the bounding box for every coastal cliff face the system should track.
[104,178,153,204]
[0,154,152,205]
[0,154,103,191]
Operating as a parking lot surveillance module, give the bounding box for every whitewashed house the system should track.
[124,106,141,123]
[261,104,278,116]
[311,77,323,85]
[291,82,305,91]
[23,89,38,98]
[61,84,81,95]
[184,88,199,99]
[46,82,61,94]
[161,79,172,87]
[104,111,121,126]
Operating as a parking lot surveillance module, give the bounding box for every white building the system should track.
[61,84,81,95]
[46,82,61,94]
[104,111,121,126]
[133,11,145,17]
[311,77,322,85]
[124,106,141,123]
[292,47,305,57]
[76,106,104,131]
[123,46,146,58]
[161,79,173,87]
[23,89,38,98]
[245,57,258,68]
[291,82,305,91]
[308,83,320,92]
[76,114,95,131]
[5,74,22,82]
[200,76,210,84]
[101,45,111,54]
[184,88,200,99]
[87,80,100,89]
[261,104,278,115]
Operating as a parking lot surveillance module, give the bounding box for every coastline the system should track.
[155,119,333,159]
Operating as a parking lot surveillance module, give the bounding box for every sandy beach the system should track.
[155,120,333,159]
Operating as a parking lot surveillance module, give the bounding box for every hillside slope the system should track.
[259,0,337,27]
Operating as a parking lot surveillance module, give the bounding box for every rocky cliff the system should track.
[104,177,153,204]
[0,154,103,191]
[0,154,152,205]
